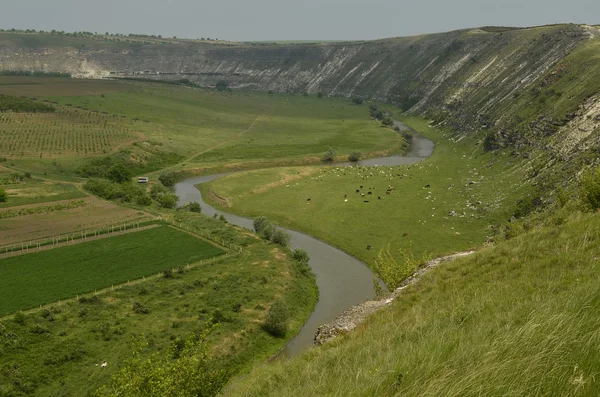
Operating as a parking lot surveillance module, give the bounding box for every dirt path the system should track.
[314,251,476,346]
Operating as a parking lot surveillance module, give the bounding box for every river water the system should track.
[174,123,434,357]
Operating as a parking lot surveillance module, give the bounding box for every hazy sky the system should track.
[1,0,599,41]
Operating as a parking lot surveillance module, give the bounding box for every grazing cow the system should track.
[424,184,431,188]
[344,194,347,198]
[402,233,408,237]
[367,192,372,195]
[307,198,311,201]
[361,193,365,197]
[364,200,370,203]
[356,189,360,193]
[386,191,391,195]
[367,245,372,250]
[360,185,363,189]
[378,196,382,200]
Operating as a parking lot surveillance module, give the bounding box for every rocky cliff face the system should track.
[2,25,599,161]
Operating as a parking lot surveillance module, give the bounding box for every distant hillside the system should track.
[2,25,600,177]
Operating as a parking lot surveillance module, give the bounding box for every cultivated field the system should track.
[0,225,224,315]
[0,196,153,246]
[0,211,316,396]
[0,169,85,207]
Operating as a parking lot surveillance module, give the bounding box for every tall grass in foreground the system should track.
[225,211,600,396]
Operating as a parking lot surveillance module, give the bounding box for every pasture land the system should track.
[0,212,317,397]
[203,118,530,267]
[0,225,224,315]
[0,76,130,96]
[42,83,404,172]
[0,197,153,246]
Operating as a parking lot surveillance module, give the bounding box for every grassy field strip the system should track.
[0,218,158,254]
[0,251,240,322]
[0,225,226,316]
[0,224,159,259]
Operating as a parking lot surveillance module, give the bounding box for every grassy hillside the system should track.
[0,212,317,396]
[225,205,600,396]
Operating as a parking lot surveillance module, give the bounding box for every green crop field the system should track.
[202,118,530,267]
[0,225,224,315]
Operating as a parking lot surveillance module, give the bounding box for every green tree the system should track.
[105,163,132,184]
[381,117,394,127]
[270,230,290,247]
[263,299,289,337]
[0,186,6,203]
[180,202,202,213]
[158,193,178,208]
[322,148,336,163]
[348,151,361,162]
[158,172,176,187]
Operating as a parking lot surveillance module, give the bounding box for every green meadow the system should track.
[203,118,530,266]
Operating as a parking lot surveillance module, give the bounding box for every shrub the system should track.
[150,183,168,199]
[317,92,324,98]
[79,295,102,304]
[381,117,394,127]
[580,167,600,211]
[219,214,227,222]
[105,163,132,184]
[216,80,229,91]
[179,201,201,213]
[13,311,26,325]
[253,216,269,233]
[271,230,290,247]
[322,148,336,163]
[0,187,6,203]
[132,302,150,314]
[263,299,289,337]
[373,244,431,289]
[135,194,152,206]
[348,151,361,162]
[261,222,277,240]
[157,193,178,208]
[351,97,364,105]
[30,325,50,334]
[292,249,310,264]
[158,172,176,187]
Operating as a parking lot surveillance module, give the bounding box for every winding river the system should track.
[174,122,434,358]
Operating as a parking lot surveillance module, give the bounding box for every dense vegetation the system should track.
[0,70,71,78]
[0,94,55,113]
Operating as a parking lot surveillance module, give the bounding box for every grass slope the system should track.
[0,225,224,315]
[0,212,317,397]
[225,207,600,396]
[203,118,529,266]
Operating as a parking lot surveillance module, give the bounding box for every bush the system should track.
[216,80,229,91]
[150,183,169,199]
[0,187,6,203]
[179,202,201,213]
[135,194,152,206]
[317,92,325,98]
[271,230,290,247]
[253,216,269,233]
[263,299,289,337]
[351,97,364,105]
[30,325,50,334]
[13,311,26,325]
[348,151,361,162]
[261,222,277,240]
[580,167,600,211]
[158,193,178,208]
[381,117,394,127]
[292,249,310,264]
[158,172,176,187]
[132,302,150,314]
[105,163,132,184]
[322,148,336,163]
